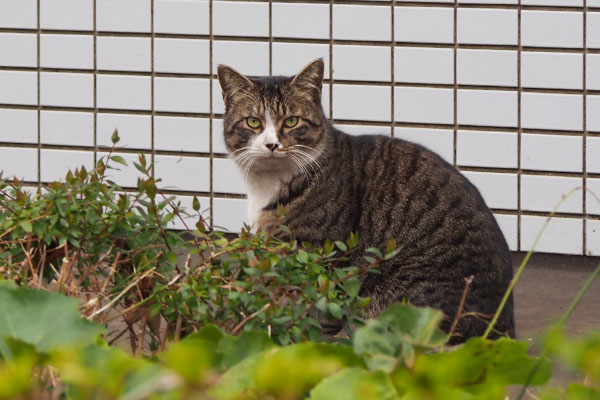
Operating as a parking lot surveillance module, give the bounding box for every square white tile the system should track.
[586,54,600,90]
[212,41,269,77]
[395,87,454,125]
[333,85,391,122]
[97,75,151,111]
[457,49,517,87]
[154,0,209,35]
[272,3,329,40]
[334,5,391,42]
[0,109,38,143]
[587,12,600,49]
[0,71,37,106]
[212,197,249,232]
[213,158,247,195]
[154,77,210,113]
[457,130,518,168]
[212,80,226,115]
[272,43,330,79]
[458,9,518,45]
[40,149,94,182]
[213,1,268,37]
[154,116,210,153]
[521,93,583,131]
[41,0,93,30]
[521,134,582,173]
[96,0,151,33]
[522,11,583,48]
[521,52,582,90]
[588,96,600,132]
[395,7,454,44]
[40,34,94,69]
[333,45,391,82]
[154,38,209,74]
[462,171,518,210]
[395,47,454,85]
[0,147,37,182]
[40,72,94,108]
[212,119,227,154]
[155,155,210,192]
[588,137,600,173]
[522,0,582,4]
[521,215,583,255]
[586,219,600,256]
[585,178,600,215]
[97,113,151,149]
[493,213,518,251]
[335,124,392,137]
[394,127,454,164]
[97,37,151,72]
[521,175,583,214]
[0,0,36,29]
[458,90,518,128]
[40,111,94,147]
[0,33,37,68]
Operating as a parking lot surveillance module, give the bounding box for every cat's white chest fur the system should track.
[245,170,293,228]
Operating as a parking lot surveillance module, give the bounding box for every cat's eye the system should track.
[246,117,261,129]
[284,116,299,128]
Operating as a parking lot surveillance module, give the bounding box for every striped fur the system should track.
[217,59,515,343]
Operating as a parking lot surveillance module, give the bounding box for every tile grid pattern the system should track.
[0,0,599,255]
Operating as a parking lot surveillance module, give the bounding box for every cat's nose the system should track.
[265,143,278,152]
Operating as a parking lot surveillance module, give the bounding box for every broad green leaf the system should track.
[217,330,277,369]
[161,333,220,383]
[309,367,400,400]
[0,286,104,353]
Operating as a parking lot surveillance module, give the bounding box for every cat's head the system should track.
[217,59,327,176]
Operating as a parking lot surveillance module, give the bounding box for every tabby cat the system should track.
[217,59,515,343]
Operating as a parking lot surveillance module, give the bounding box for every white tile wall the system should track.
[40,150,94,183]
[155,39,209,75]
[334,85,391,122]
[154,78,210,113]
[334,5,391,42]
[40,35,94,70]
[395,87,454,125]
[0,34,37,68]
[395,47,454,85]
[586,178,600,216]
[521,93,583,131]
[458,9,518,45]
[457,50,517,87]
[213,1,269,37]
[154,0,209,35]
[40,0,93,31]
[213,158,247,195]
[0,147,37,182]
[521,52,583,90]
[0,0,37,29]
[587,220,600,256]
[458,90,518,128]
[521,175,583,214]
[522,11,583,48]
[97,75,151,111]
[155,155,210,193]
[395,7,453,44]
[0,71,37,105]
[333,46,391,82]
[521,134,582,173]
[96,0,151,33]
[521,216,583,255]
[394,127,454,164]
[97,113,151,149]
[0,109,38,144]
[462,171,518,210]
[97,152,146,188]
[40,111,94,147]
[40,72,94,108]
[97,37,151,72]
[272,3,329,40]
[457,130,518,168]
[154,116,210,153]
[0,1,597,254]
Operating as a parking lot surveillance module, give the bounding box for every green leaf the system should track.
[192,196,200,211]
[328,303,343,320]
[334,241,348,252]
[110,155,127,166]
[111,129,120,144]
[19,220,32,233]
[309,367,400,400]
[217,330,277,369]
[0,286,104,353]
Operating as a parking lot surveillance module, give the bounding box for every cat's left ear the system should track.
[291,58,324,97]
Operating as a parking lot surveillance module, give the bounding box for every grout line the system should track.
[93,0,97,167]
[268,0,273,76]
[583,0,588,255]
[36,0,41,188]
[209,0,214,229]
[517,0,522,252]
[453,0,458,167]
[390,1,395,138]
[150,0,155,179]
[329,0,333,120]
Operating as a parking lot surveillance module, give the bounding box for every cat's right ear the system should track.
[217,65,254,107]
[291,59,324,96]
